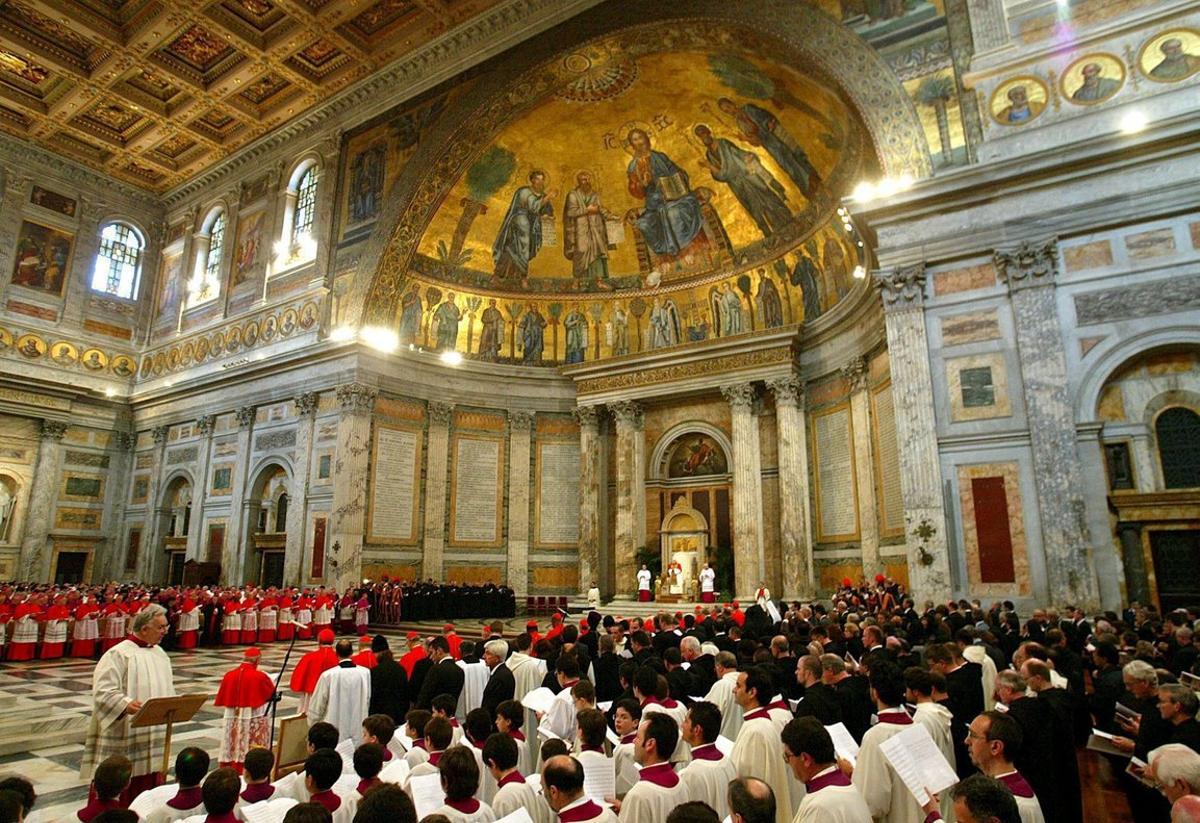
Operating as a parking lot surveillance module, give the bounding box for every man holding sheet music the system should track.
[849,662,928,823]
[962,711,1045,823]
[781,717,872,822]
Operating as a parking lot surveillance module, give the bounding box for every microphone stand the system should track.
[269,622,307,750]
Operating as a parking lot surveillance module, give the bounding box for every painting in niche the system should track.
[666,434,729,478]
[1061,54,1125,105]
[156,253,183,323]
[30,186,77,217]
[10,221,73,296]
[990,76,1048,126]
[1138,29,1200,82]
[233,211,265,285]
[416,38,862,293]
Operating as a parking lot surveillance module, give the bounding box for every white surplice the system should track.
[913,702,957,822]
[679,746,736,819]
[731,712,794,823]
[704,671,744,741]
[309,662,371,744]
[456,659,490,720]
[852,716,925,823]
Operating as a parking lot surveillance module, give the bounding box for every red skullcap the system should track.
[842,578,853,588]
[406,631,420,640]
[244,647,261,657]
[318,629,335,644]
[875,574,886,584]
[443,624,454,632]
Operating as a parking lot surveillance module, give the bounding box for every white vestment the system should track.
[541,684,580,741]
[613,740,638,798]
[557,796,617,823]
[74,613,100,642]
[493,777,553,823]
[507,652,548,769]
[432,801,497,822]
[637,569,652,592]
[731,714,795,823]
[178,607,200,634]
[588,587,601,608]
[792,766,873,823]
[700,568,715,593]
[962,644,998,712]
[12,613,38,645]
[128,784,181,819]
[467,744,499,804]
[852,718,925,823]
[680,748,736,818]
[618,767,686,823]
[704,671,744,741]
[272,769,310,802]
[81,638,176,779]
[913,702,957,822]
[456,659,490,720]
[309,662,371,743]
[43,617,68,645]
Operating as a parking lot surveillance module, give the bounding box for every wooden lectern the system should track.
[131,694,209,776]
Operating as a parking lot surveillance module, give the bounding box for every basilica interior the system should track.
[0,0,1198,611]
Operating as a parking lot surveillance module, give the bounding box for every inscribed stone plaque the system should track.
[64,476,103,498]
[960,367,996,407]
[537,441,580,546]
[814,407,857,539]
[451,436,502,545]
[369,426,420,543]
[871,387,904,536]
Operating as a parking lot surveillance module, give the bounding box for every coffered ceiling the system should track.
[0,0,501,192]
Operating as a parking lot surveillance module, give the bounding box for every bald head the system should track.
[728,777,775,823]
[1173,794,1200,823]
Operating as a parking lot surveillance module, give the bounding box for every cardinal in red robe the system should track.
[351,634,377,669]
[289,628,338,714]
[8,597,42,661]
[215,647,276,772]
[442,624,462,660]
[39,596,71,659]
[398,631,427,678]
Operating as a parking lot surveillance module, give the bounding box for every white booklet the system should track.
[825,722,860,766]
[409,771,447,819]
[523,687,558,714]
[878,723,959,806]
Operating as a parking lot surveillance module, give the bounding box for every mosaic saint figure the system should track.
[564,308,588,364]
[625,128,706,258]
[713,282,745,336]
[349,144,386,223]
[520,304,547,364]
[1149,38,1200,81]
[612,306,630,356]
[563,171,615,284]
[648,297,682,349]
[433,293,462,350]
[756,272,784,328]
[718,97,820,196]
[493,170,557,281]
[695,124,791,238]
[790,254,823,321]
[1071,63,1121,102]
[399,286,423,344]
[479,299,504,361]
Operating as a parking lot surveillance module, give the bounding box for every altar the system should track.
[659,498,709,599]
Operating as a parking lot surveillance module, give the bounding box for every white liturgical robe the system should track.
[731,709,795,823]
[704,671,744,741]
[558,795,618,823]
[680,743,736,819]
[637,569,652,592]
[457,660,490,720]
[793,766,872,823]
[961,644,998,712]
[700,567,716,593]
[81,638,176,780]
[913,702,956,822]
[618,762,686,823]
[852,711,924,823]
[492,772,553,823]
[310,661,371,743]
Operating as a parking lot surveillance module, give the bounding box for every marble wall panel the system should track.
[946,353,1012,422]
[932,263,998,297]
[1075,274,1200,325]
[941,310,1002,347]
[445,564,505,585]
[1063,240,1114,272]
[957,462,1032,596]
[531,564,579,590]
[1125,228,1176,260]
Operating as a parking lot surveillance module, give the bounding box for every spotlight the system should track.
[359,326,398,353]
[853,265,866,279]
[440,350,463,366]
[1120,111,1147,134]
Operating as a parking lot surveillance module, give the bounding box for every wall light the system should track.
[440,350,464,366]
[1120,111,1147,134]
[104,387,117,398]
[359,326,398,353]
[329,325,356,342]
[853,265,866,280]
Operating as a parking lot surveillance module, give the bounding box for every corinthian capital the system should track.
[994,239,1059,291]
[195,414,216,435]
[572,405,601,429]
[427,401,454,424]
[508,410,534,431]
[721,383,756,411]
[841,356,868,393]
[41,420,68,441]
[294,392,320,417]
[337,383,377,414]
[608,400,643,429]
[874,264,926,310]
[766,375,805,409]
[152,424,171,443]
[235,407,256,428]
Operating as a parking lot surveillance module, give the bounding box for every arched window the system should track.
[1157,407,1200,488]
[292,167,317,249]
[91,222,144,299]
[188,208,226,306]
[276,159,319,270]
[204,211,226,282]
[275,492,289,533]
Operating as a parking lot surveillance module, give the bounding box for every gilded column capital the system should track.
[195,414,216,435]
[995,239,1059,291]
[841,356,869,393]
[572,405,601,429]
[766,375,805,409]
[235,406,256,428]
[152,424,171,443]
[508,410,534,431]
[337,383,377,414]
[428,401,454,425]
[874,264,927,310]
[41,420,68,441]
[294,392,320,417]
[721,383,756,412]
[608,400,643,429]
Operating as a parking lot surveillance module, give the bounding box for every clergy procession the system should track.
[2,576,1200,823]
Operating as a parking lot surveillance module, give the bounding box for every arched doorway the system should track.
[158,475,192,585]
[246,463,290,587]
[649,425,734,598]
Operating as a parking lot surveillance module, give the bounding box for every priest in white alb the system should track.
[618,713,686,822]
[309,638,371,744]
[851,663,925,823]
[781,716,873,823]
[678,702,735,819]
[636,565,653,602]
[730,669,793,823]
[699,563,716,603]
[80,604,176,801]
[703,651,744,742]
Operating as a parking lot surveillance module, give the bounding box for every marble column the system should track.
[222,409,256,584]
[574,406,602,598]
[874,266,953,602]
[18,420,67,581]
[185,415,216,563]
[421,401,454,581]
[844,356,881,576]
[141,425,171,583]
[1116,524,1148,605]
[996,240,1101,608]
[98,432,137,581]
[285,392,319,586]
[767,376,815,599]
[507,411,533,598]
[722,384,765,597]
[329,384,376,592]
[610,401,643,596]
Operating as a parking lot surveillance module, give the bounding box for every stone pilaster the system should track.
[18,420,67,580]
[767,376,815,599]
[610,401,644,595]
[996,240,1100,608]
[98,432,137,581]
[722,384,765,597]
[222,409,256,583]
[574,405,602,598]
[185,415,216,563]
[507,411,533,598]
[329,383,376,592]
[421,401,454,581]
[285,392,319,586]
[874,265,954,602]
[141,425,172,583]
[843,356,881,576]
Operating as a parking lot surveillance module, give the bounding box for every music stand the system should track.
[131,694,209,776]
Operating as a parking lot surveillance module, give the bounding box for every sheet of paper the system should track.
[1128,757,1156,788]
[582,756,616,803]
[689,696,708,703]
[523,687,558,714]
[537,724,564,741]
[680,662,691,670]
[825,723,860,766]
[1087,732,1130,757]
[409,771,447,819]
[766,601,782,623]
[241,797,298,823]
[715,735,734,756]
[878,723,958,806]
[1115,702,1142,721]
[495,809,536,823]
[606,726,621,747]
[380,758,411,785]
[395,723,413,750]
[597,701,613,712]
